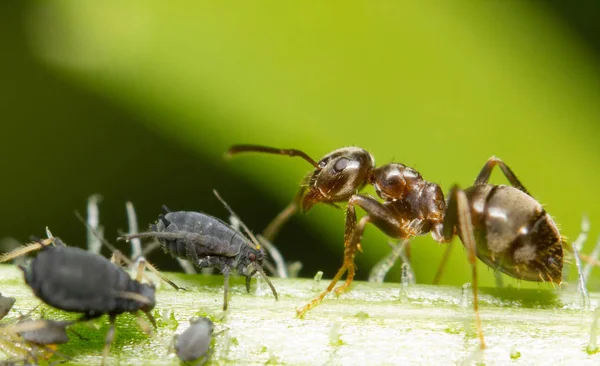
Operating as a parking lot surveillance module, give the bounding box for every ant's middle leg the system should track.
[442,185,485,350]
[475,156,530,196]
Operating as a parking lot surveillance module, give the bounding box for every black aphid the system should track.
[174,317,214,364]
[119,190,278,311]
[0,231,157,365]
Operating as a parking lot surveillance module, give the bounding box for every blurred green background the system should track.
[1,1,599,289]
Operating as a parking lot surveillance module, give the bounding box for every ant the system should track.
[227,144,566,350]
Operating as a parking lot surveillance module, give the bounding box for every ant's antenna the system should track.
[226,144,319,168]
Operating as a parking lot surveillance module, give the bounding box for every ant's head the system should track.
[302,147,375,211]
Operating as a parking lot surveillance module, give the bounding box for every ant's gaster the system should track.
[227,144,565,350]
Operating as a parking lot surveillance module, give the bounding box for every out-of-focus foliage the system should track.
[2,1,600,287]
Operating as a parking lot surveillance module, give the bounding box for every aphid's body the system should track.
[120,191,278,311]
[21,246,156,318]
[228,144,566,350]
[174,317,214,363]
[156,211,254,267]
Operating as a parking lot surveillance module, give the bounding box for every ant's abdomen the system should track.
[465,185,563,283]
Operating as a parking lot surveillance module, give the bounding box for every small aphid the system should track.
[0,293,16,321]
[174,317,214,364]
[120,190,278,311]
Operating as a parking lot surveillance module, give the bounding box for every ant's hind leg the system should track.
[474,156,530,196]
[443,185,485,350]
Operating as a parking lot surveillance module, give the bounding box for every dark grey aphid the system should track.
[0,235,157,365]
[0,293,16,320]
[120,191,278,311]
[174,317,214,363]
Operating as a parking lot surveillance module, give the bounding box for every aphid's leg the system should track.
[185,241,201,267]
[474,156,530,195]
[101,314,117,366]
[442,185,485,350]
[135,311,153,334]
[222,265,231,311]
[245,275,252,293]
[432,241,454,285]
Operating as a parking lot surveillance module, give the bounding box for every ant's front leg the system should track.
[442,185,485,350]
[297,194,415,317]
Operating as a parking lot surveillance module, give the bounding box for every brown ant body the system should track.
[227,144,565,349]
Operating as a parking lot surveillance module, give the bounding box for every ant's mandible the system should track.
[227,144,565,350]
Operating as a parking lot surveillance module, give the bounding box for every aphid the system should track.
[119,190,278,311]
[0,231,157,365]
[173,317,214,364]
[0,293,15,321]
[228,144,567,350]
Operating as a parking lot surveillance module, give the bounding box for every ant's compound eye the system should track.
[333,157,350,173]
[249,253,256,261]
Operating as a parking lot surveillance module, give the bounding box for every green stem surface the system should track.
[0,265,598,365]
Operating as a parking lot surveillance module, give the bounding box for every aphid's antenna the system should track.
[212,190,261,250]
[74,211,184,291]
[226,144,319,168]
[253,262,279,301]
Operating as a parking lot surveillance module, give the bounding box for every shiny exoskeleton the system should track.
[120,191,278,311]
[0,236,157,364]
[228,144,565,349]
